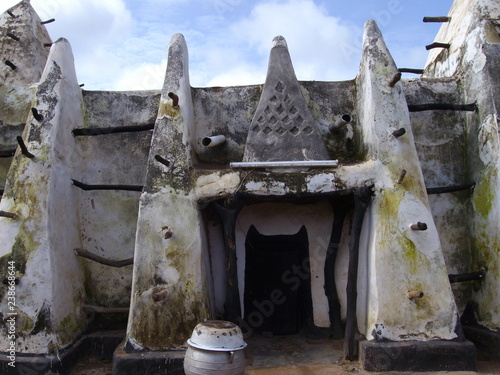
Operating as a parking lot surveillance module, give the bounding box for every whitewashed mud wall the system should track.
[0,1,51,195]
[425,0,500,331]
[404,78,472,315]
[76,90,159,308]
[355,20,458,341]
[126,34,211,351]
[0,38,87,353]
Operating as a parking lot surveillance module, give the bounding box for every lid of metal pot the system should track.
[187,320,247,352]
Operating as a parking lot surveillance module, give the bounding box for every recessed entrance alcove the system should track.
[244,224,310,336]
[205,200,353,344]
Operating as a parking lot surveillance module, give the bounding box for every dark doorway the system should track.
[244,225,313,335]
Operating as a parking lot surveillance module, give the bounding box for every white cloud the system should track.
[1,0,363,90]
[191,0,363,87]
[230,0,362,81]
[113,59,167,91]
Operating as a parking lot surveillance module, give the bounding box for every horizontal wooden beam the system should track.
[423,17,450,23]
[74,248,133,268]
[82,305,129,314]
[398,68,424,74]
[408,103,477,112]
[426,182,475,195]
[449,270,485,283]
[0,149,16,158]
[71,179,143,192]
[72,123,154,136]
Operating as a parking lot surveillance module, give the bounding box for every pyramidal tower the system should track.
[0,1,499,374]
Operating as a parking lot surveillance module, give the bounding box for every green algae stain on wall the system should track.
[473,166,496,218]
[471,163,500,329]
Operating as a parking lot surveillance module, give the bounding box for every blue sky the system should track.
[1,0,454,90]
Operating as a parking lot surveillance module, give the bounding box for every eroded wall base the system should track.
[360,340,476,372]
[112,343,184,375]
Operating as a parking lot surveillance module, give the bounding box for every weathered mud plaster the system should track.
[242,36,329,162]
[1,0,497,372]
[0,0,51,191]
[126,34,210,350]
[77,90,159,308]
[356,20,458,341]
[403,78,472,315]
[0,38,86,353]
[425,0,500,332]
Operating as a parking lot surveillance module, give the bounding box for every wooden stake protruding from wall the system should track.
[425,42,451,50]
[16,136,34,158]
[397,169,407,184]
[407,291,424,299]
[392,128,406,138]
[5,60,16,70]
[154,154,170,167]
[31,108,43,121]
[152,290,168,302]
[6,33,20,41]
[0,211,17,219]
[410,222,428,231]
[388,72,402,87]
[168,92,179,109]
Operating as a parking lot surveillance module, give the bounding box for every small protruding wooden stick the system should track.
[6,33,20,41]
[407,291,424,299]
[410,222,428,231]
[0,211,17,219]
[168,92,179,108]
[31,108,43,121]
[16,136,34,158]
[397,169,407,184]
[392,128,406,138]
[41,18,55,25]
[389,72,402,87]
[154,154,170,167]
[425,42,450,50]
[152,290,168,302]
[5,60,16,70]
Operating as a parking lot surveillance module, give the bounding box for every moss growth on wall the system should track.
[473,167,495,218]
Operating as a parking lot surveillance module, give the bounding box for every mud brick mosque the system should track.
[0,0,499,373]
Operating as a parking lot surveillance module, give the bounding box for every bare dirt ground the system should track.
[68,357,500,375]
[67,331,500,375]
